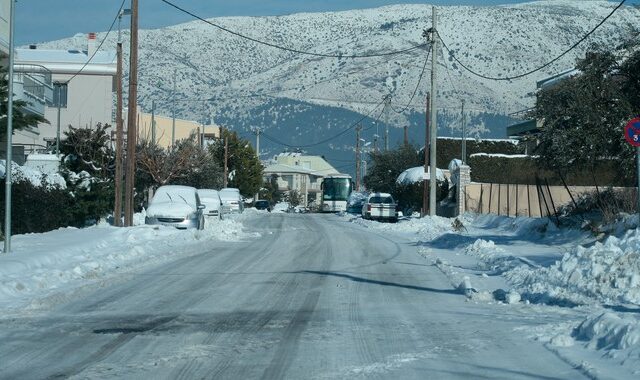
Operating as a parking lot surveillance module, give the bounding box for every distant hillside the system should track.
[35,1,640,175]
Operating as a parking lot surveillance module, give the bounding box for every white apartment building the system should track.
[12,33,116,154]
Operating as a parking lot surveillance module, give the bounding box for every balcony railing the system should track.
[12,72,53,116]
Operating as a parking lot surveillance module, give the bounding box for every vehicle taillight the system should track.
[367,204,371,212]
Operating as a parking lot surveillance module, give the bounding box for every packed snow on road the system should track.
[1,210,639,378]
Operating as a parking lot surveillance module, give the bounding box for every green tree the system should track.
[363,143,421,194]
[0,66,49,141]
[59,123,116,225]
[60,123,114,179]
[534,46,639,181]
[210,130,263,198]
[259,174,281,204]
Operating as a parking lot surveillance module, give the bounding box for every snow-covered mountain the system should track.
[35,1,640,166]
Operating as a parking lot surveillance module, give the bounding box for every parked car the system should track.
[219,188,244,214]
[347,191,368,214]
[362,192,398,223]
[198,189,224,219]
[254,199,271,211]
[145,185,205,229]
[272,202,292,213]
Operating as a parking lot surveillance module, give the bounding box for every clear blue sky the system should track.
[15,0,638,45]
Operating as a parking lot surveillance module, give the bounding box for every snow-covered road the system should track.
[0,213,587,379]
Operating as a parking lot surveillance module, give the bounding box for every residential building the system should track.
[134,112,221,148]
[507,68,579,141]
[263,153,340,206]
[11,33,116,155]
[1,1,54,164]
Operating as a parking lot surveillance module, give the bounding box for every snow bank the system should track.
[508,229,640,305]
[0,215,256,313]
[352,214,454,240]
[574,312,640,351]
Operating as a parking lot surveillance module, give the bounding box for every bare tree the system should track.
[137,133,209,186]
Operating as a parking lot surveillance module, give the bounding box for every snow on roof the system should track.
[470,153,533,159]
[396,166,445,185]
[25,154,61,162]
[264,163,318,175]
[16,48,116,65]
[438,136,520,144]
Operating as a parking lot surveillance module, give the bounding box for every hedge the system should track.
[468,155,633,186]
[420,138,524,168]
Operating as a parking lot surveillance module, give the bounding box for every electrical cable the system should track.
[161,0,428,59]
[260,98,386,148]
[64,0,126,84]
[391,46,430,114]
[437,0,627,81]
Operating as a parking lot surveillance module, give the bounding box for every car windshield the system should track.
[152,187,196,207]
[370,196,393,204]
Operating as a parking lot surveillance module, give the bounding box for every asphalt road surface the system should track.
[0,213,586,379]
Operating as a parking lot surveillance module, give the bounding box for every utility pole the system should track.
[253,127,261,201]
[428,7,438,216]
[384,95,391,151]
[113,8,127,227]
[54,83,62,157]
[3,0,16,253]
[461,99,467,164]
[224,132,229,188]
[403,125,409,146]
[355,124,362,191]
[373,134,378,152]
[124,0,138,227]
[151,99,156,144]
[171,68,177,147]
[422,93,430,217]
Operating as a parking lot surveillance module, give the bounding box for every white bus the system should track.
[321,174,353,212]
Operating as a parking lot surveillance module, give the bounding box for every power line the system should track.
[64,0,125,84]
[161,0,428,59]
[261,98,386,148]
[391,46,431,114]
[438,0,627,81]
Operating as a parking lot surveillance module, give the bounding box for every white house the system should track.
[11,33,116,154]
[263,153,340,206]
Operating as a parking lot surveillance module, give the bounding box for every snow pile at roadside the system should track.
[353,215,455,240]
[573,312,640,351]
[507,229,640,305]
[0,216,256,313]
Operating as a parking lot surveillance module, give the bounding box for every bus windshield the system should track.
[323,178,352,201]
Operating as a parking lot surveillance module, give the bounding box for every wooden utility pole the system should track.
[461,99,467,164]
[114,36,124,227]
[124,0,138,227]
[429,6,438,216]
[422,93,430,217]
[223,129,229,188]
[384,95,391,151]
[403,125,409,145]
[355,124,362,191]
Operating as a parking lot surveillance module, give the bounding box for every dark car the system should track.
[254,200,271,211]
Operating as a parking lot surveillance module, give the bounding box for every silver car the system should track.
[145,185,205,230]
[219,188,244,214]
[198,189,224,219]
